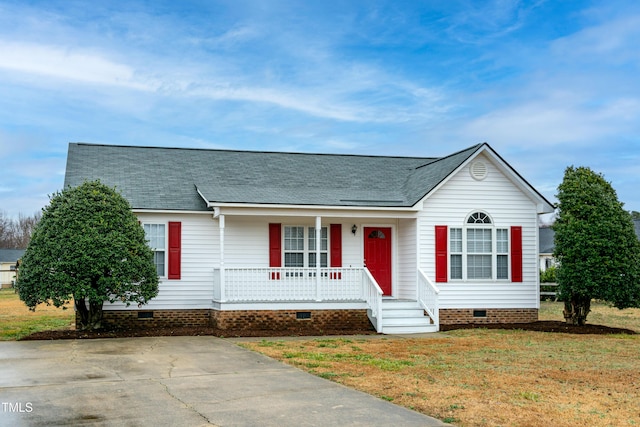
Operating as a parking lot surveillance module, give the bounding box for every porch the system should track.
[212,267,440,334]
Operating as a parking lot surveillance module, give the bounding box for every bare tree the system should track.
[0,211,41,249]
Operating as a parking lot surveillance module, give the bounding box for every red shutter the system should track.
[168,222,181,280]
[269,223,282,267]
[330,224,342,267]
[435,225,448,283]
[511,226,523,282]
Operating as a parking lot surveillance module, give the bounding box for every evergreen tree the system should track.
[553,166,640,325]
[16,181,159,330]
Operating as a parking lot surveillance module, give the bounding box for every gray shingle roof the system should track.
[0,249,25,263]
[64,143,485,211]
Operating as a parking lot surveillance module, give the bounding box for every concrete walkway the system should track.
[0,336,448,426]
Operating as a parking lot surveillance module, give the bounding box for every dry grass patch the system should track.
[540,300,640,332]
[243,303,640,426]
[0,288,74,340]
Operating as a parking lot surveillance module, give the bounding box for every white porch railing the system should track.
[417,268,440,330]
[362,268,384,333]
[214,267,363,302]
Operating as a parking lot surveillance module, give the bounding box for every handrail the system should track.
[214,267,363,302]
[417,268,440,330]
[363,267,384,333]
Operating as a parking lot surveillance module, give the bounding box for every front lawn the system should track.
[0,288,74,340]
[243,302,640,426]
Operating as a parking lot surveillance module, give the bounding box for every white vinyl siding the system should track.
[397,218,417,299]
[418,152,541,309]
[105,213,219,310]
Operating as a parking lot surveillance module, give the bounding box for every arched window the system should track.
[368,230,386,239]
[450,212,509,280]
[467,212,491,224]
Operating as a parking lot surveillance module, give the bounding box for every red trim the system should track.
[168,222,181,280]
[435,225,448,283]
[330,224,342,268]
[269,223,282,268]
[511,226,523,282]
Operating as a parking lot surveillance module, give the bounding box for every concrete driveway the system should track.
[0,336,448,426]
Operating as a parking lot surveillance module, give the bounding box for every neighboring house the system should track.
[539,227,557,272]
[0,249,25,288]
[64,142,555,334]
[539,219,640,273]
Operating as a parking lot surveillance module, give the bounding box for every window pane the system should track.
[144,224,165,249]
[467,212,491,224]
[468,254,492,279]
[308,227,328,251]
[496,229,508,253]
[320,227,328,251]
[154,251,165,276]
[308,227,315,250]
[467,228,491,253]
[450,254,462,279]
[497,254,508,279]
[308,253,328,268]
[285,226,304,251]
[450,228,462,253]
[144,224,166,276]
[285,253,304,267]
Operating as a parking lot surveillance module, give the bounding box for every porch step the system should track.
[380,300,438,334]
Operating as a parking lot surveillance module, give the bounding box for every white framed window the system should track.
[450,212,509,281]
[283,226,328,268]
[496,228,509,279]
[284,226,305,267]
[308,226,328,267]
[144,223,166,276]
[450,228,463,280]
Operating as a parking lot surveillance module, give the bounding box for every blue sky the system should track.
[1,0,639,219]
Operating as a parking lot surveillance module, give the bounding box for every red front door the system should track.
[364,227,392,296]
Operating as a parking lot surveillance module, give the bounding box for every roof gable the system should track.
[414,144,554,213]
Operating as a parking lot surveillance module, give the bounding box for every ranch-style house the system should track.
[64,142,554,334]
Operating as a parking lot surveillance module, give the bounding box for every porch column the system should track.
[315,216,321,301]
[219,214,226,302]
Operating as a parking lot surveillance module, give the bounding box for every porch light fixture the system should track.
[351,224,357,235]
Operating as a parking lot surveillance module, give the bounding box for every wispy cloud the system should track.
[0,40,158,90]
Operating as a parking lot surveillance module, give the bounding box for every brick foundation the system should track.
[83,309,212,329]
[210,309,373,332]
[439,308,538,325]
[80,308,374,333]
[80,308,536,331]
